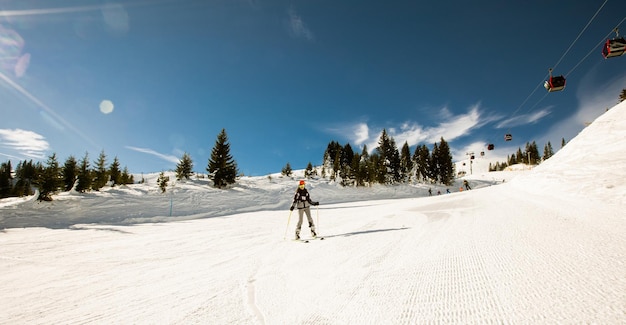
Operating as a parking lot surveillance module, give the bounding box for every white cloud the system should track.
[496,108,551,129]
[126,146,180,164]
[0,128,49,159]
[288,7,314,41]
[369,104,494,150]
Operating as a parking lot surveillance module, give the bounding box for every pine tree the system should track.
[37,153,63,201]
[413,145,430,183]
[157,171,169,193]
[561,138,567,148]
[304,162,314,178]
[375,129,400,184]
[399,141,413,183]
[524,141,541,165]
[0,161,12,198]
[93,150,108,190]
[339,143,355,185]
[176,152,194,180]
[430,143,439,183]
[619,88,626,102]
[14,160,36,197]
[62,156,78,191]
[207,128,238,189]
[109,156,121,187]
[120,167,133,185]
[436,137,454,185]
[358,145,370,186]
[281,162,293,177]
[543,142,554,161]
[76,153,92,193]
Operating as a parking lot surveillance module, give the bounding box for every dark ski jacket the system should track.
[291,188,318,209]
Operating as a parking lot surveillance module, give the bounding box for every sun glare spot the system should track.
[100,100,114,114]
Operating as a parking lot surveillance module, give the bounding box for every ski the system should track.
[292,237,324,243]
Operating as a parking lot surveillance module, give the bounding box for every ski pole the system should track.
[283,209,293,240]
[316,204,319,232]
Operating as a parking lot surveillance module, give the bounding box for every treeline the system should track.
[488,140,558,171]
[0,151,134,201]
[284,129,455,187]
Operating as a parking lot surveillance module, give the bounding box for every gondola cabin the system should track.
[504,134,512,141]
[487,144,495,150]
[602,37,626,58]
[544,75,566,92]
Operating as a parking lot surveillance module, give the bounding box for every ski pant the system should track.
[296,207,315,235]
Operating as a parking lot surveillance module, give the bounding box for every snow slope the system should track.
[0,102,625,324]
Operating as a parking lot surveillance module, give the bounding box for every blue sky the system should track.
[1,0,625,176]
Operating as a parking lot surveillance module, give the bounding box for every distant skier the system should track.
[463,180,471,190]
[446,188,450,194]
[290,180,319,240]
[428,188,432,196]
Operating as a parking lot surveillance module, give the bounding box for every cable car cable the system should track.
[566,16,626,77]
[489,0,610,148]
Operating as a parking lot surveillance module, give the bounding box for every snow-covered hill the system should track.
[0,101,624,324]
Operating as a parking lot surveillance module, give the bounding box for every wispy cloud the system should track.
[340,104,497,151]
[287,7,314,41]
[0,128,49,159]
[496,108,551,129]
[126,146,179,164]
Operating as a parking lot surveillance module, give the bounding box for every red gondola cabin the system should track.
[544,75,566,92]
[602,37,626,58]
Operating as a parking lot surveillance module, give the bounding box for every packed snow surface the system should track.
[1,102,625,323]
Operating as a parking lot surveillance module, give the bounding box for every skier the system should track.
[463,180,472,190]
[290,180,319,240]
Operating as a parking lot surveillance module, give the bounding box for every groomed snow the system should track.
[1,101,625,324]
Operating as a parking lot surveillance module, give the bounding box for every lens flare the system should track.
[99,100,114,114]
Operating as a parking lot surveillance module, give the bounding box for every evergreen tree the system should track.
[157,171,169,193]
[375,129,400,184]
[0,161,12,198]
[516,148,524,164]
[350,153,362,186]
[524,141,541,165]
[619,88,626,102]
[436,137,454,185]
[176,152,194,180]
[339,143,355,185]
[399,141,413,183]
[109,156,121,187]
[207,128,238,189]
[14,160,37,197]
[281,162,293,176]
[543,142,554,161]
[413,145,430,183]
[561,138,567,148]
[304,162,314,178]
[93,150,108,190]
[76,153,92,193]
[37,153,63,201]
[358,145,370,186]
[120,167,132,185]
[323,141,342,179]
[368,152,381,184]
[430,143,439,183]
[62,155,78,191]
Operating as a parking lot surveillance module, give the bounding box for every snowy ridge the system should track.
[0,102,625,323]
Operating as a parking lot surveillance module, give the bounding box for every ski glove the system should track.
[312,201,319,206]
[290,205,294,211]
